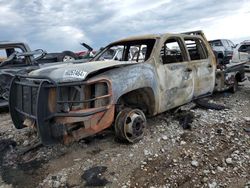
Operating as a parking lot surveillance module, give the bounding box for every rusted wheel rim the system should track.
[115,108,146,143]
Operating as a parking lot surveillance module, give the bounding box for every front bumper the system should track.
[9,75,114,145]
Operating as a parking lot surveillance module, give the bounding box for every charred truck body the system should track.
[9,31,217,145]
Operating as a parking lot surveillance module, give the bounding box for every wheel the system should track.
[57,51,77,62]
[230,77,238,93]
[217,58,224,69]
[114,108,147,143]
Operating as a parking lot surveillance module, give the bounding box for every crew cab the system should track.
[9,31,217,145]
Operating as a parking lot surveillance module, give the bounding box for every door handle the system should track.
[183,68,192,80]
[208,64,213,68]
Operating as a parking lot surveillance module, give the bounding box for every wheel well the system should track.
[116,87,155,116]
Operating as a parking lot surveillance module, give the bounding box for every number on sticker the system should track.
[64,70,87,78]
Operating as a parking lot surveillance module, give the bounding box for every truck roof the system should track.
[0,41,27,45]
[0,41,31,51]
[111,34,162,44]
[111,32,205,45]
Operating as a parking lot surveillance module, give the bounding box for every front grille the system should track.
[13,79,40,118]
[10,76,113,145]
[57,82,110,112]
[11,76,112,120]
[16,82,39,116]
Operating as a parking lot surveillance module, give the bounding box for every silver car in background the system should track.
[231,40,250,71]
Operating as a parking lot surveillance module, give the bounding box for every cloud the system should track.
[203,1,250,42]
[0,4,23,26]
[0,0,249,51]
[33,26,88,51]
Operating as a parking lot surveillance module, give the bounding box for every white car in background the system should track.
[231,40,250,71]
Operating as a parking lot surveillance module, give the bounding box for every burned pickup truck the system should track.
[9,31,217,145]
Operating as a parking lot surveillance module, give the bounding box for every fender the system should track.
[88,62,159,113]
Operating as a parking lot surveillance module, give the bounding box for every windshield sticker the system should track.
[64,69,87,79]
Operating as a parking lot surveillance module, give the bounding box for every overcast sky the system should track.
[0,0,250,52]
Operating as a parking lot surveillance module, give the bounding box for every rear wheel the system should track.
[114,108,147,143]
[230,77,238,93]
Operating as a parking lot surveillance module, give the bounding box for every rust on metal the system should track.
[62,105,115,144]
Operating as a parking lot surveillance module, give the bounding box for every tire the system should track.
[114,108,147,143]
[217,58,224,69]
[229,78,238,93]
[57,51,77,62]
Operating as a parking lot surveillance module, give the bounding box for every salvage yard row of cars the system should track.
[0,41,96,107]
[0,30,249,146]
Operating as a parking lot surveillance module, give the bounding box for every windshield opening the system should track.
[93,39,155,62]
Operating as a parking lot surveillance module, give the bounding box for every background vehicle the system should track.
[208,39,246,92]
[76,42,96,60]
[215,62,246,93]
[0,41,76,108]
[40,50,77,63]
[231,40,250,71]
[209,39,235,65]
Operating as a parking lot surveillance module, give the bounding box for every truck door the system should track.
[183,38,215,98]
[157,37,195,112]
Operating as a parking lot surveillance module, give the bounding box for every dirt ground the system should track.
[0,74,249,188]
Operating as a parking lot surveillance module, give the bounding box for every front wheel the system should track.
[114,108,147,143]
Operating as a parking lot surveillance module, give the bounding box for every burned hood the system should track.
[29,60,138,82]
